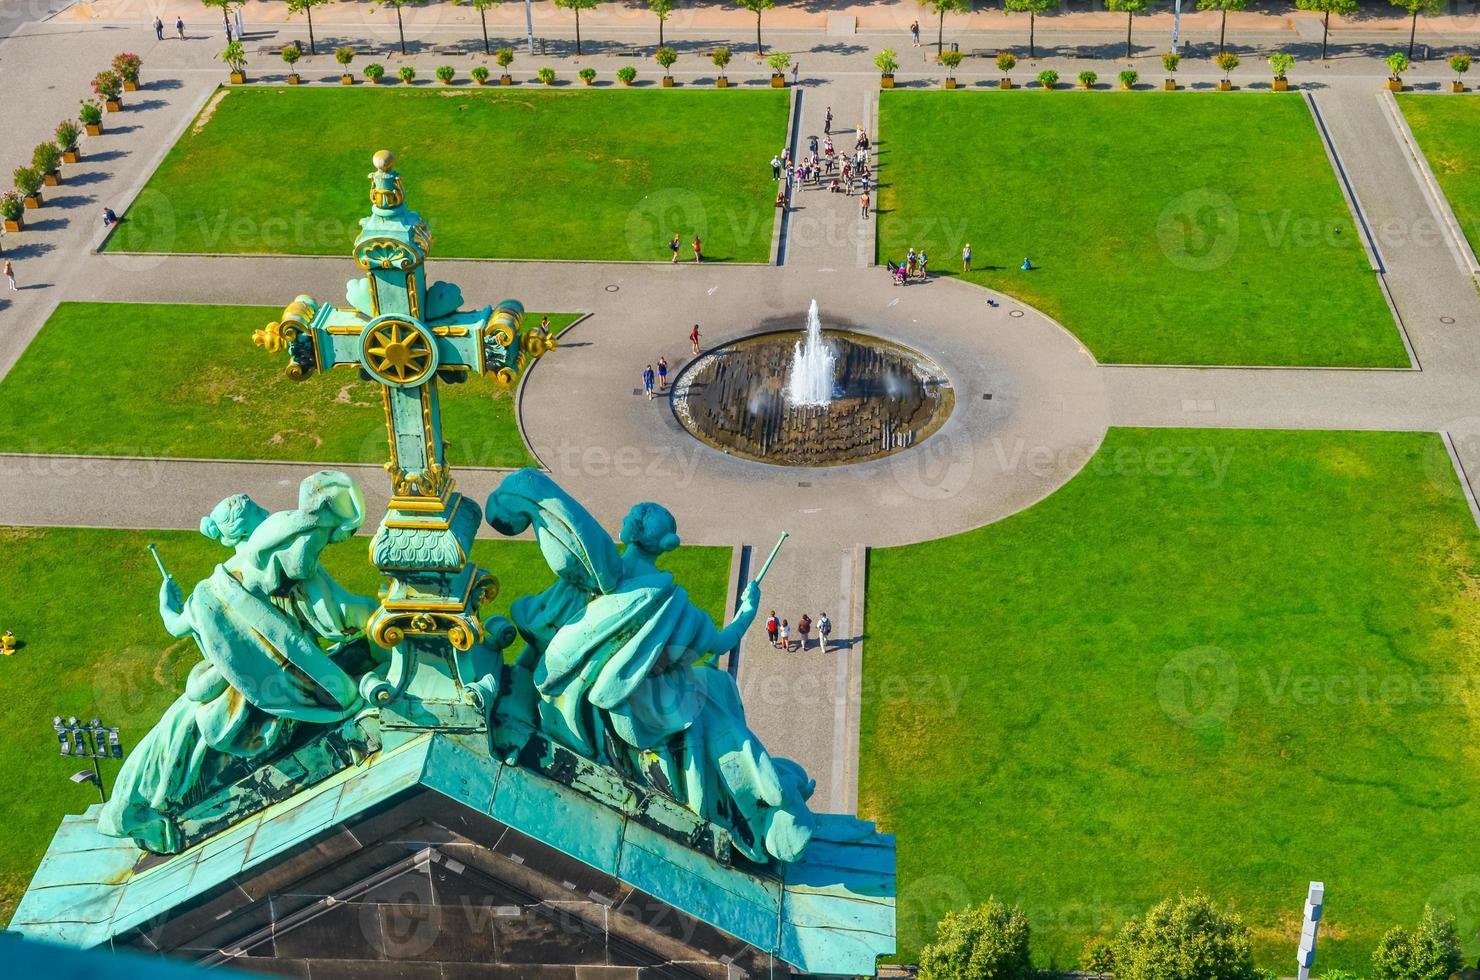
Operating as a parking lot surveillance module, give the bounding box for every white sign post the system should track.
[1297,881,1325,980]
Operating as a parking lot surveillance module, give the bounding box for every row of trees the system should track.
[917,894,1471,980]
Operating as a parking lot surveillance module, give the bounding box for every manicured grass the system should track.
[862,428,1480,971]
[0,525,730,922]
[106,87,786,262]
[1397,94,1480,259]
[877,93,1404,367]
[0,302,580,467]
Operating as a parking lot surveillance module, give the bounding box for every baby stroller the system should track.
[887,261,908,286]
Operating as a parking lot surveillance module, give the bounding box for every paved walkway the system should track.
[4,9,1480,814]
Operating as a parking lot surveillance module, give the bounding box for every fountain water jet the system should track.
[787,300,837,408]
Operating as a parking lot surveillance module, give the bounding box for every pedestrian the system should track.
[779,620,791,652]
[3,259,15,291]
[859,193,869,219]
[692,235,702,263]
[808,134,818,156]
[818,612,832,651]
[771,154,781,180]
[690,323,701,354]
[776,187,788,212]
[910,20,920,46]
[797,613,812,650]
[791,61,799,86]
[102,207,119,226]
[175,16,185,39]
[918,250,929,280]
[824,106,832,135]
[538,314,551,339]
[657,355,669,389]
[669,233,681,264]
[962,242,972,272]
[153,15,164,39]
[642,364,655,399]
[766,610,779,647]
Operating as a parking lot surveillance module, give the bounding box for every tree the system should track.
[920,0,970,54]
[918,899,1034,980]
[656,45,678,76]
[1386,49,1410,82]
[735,0,775,55]
[1196,0,1245,54]
[554,0,601,56]
[372,0,427,55]
[454,0,504,55]
[875,48,899,76]
[1371,906,1463,980]
[940,49,964,80]
[1003,0,1060,60]
[649,0,674,48]
[1391,0,1442,59]
[1294,0,1357,60]
[1113,893,1258,980]
[284,0,332,54]
[1269,51,1294,79]
[1451,53,1472,85]
[1105,0,1149,59]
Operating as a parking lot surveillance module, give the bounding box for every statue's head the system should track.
[299,470,366,543]
[620,502,680,558]
[200,494,268,548]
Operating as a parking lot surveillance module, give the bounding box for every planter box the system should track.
[661,75,674,87]
[2,218,21,233]
[1454,81,1467,93]
[42,171,60,187]
[1217,80,1232,91]
[716,77,729,88]
[500,74,513,85]
[880,74,895,89]
[1386,78,1403,91]
[999,78,1013,90]
[63,148,80,164]
[287,73,301,84]
[621,79,633,86]
[475,77,488,86]
[1163,78,1177,90]
[1080,80,1093,89]
[123,80,138,92]
[229,72,246,84]
[104,98,122,111]
[581,77,594,85]
[944,77,957,89]
[342,74,354,85]
[1272,77,1289,91]
[1120,81,1132,90]
[439,78,453,85]
[770,73,785,88]
[85,123,102,136]
[23,194,41,209]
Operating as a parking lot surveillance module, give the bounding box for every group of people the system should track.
[770,114,875,217]
[667,233,702,264]
[151,15,187,40]
[765,610,834,653]
[888,247,931,285]
[639,325,702,399]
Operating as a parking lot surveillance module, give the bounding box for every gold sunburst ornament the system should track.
[361,317,436,386]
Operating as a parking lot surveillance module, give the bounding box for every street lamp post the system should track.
[525,0,534,55]
[53,716,123,805]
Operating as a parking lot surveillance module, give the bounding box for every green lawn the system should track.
[0,302,580,467]
[878,93,1404,367]
[862,428,1480,972]
[1397,94,1480,260]
[0,525,730,923]
[106,87,786,262]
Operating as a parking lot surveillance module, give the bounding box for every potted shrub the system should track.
[876,48,898,89]
[1269,52,1294,91]
[221,41,248,84]
[713,46,732,87]
[537,66,556,85]
[79,99,103,136]
[93,69,123,110]
[1215,50,1239,90]
[1385,50,1408,91]
[436,64,456,84]
[578,66,596,85]
[14,167,43,209]
[617,65,637,86]
[363,62,385,84]
[1161,51,1180,90]
[656,46,677,87]
[472,65,490,85]
[336,46,355,84]
[0,191,23,233]
[282,43,302,84]
[767,51,789,87]
[1037,68,1058,90]
[32,142,61,187]
[940,49,963,88]
[1078,69,1097,89]
[113,52,142,91]
[1449,53,1470,92]
[496,47,515,84]
[996,51,1016,89]
[1118,68,1138,90]
[56,120,81,164]
[398,65,417,84]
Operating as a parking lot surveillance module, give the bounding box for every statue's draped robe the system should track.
[99,510,371,853]
[491,472,815,864]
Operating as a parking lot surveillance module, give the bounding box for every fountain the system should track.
[671,303,955,467]
[787,300,837,407]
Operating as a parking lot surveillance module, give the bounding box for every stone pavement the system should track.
[4,6,1480,813]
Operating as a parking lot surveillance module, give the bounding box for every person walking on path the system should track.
[797,614,812,651]
[766,611,779,647]
[824,106,832,135]
[690,324,701,354]
[669,233,681,264]
[910,20,921,45]
[779,619,791,652]
[3,259,16,291]
[818,612,832,652]
[691,235,702,263]
[859,193,870,219]
[642,364,655,399]
[175,16,185,39]
[657,356,669,390]
[962,243,972,272]
[791,61,800,86]
[153,16,164,39]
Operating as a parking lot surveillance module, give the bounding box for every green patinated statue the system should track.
[99,472,377,852]
[486,469,817,865]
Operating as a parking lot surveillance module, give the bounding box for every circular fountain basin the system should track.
[672,329,955,467]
